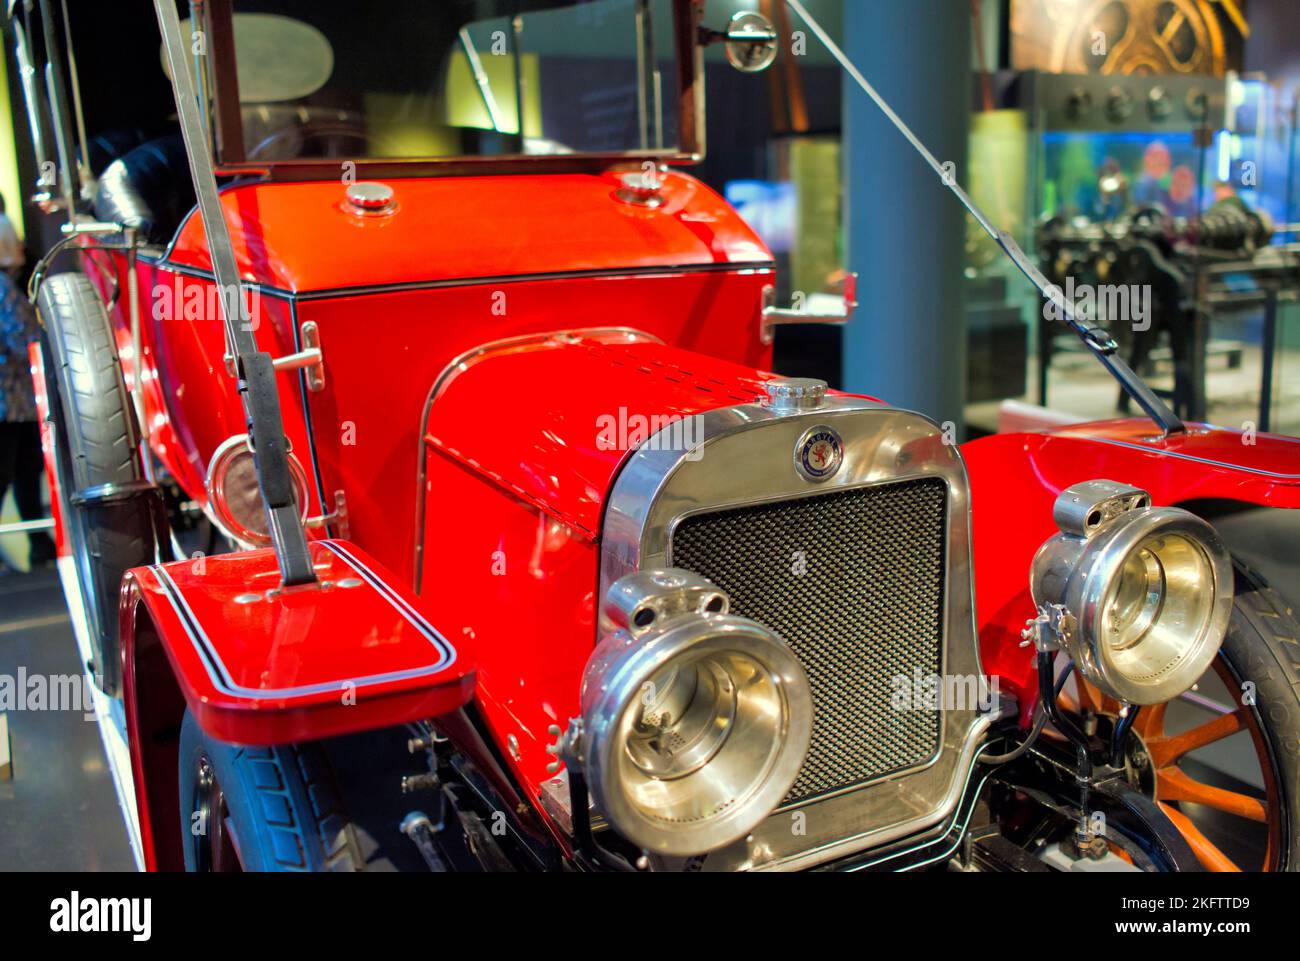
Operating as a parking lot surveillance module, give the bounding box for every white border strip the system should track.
[150,546,456,700]
[58,556,144,870]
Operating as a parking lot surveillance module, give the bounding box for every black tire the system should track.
[36,271,161,696]
[178,711,365,872]
[1217,563,1300,871]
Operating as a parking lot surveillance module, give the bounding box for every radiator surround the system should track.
[599,397,993,871]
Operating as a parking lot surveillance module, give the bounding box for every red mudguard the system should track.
[121,539,475,746]
[29,341,68,557]
[965,420,1300,713]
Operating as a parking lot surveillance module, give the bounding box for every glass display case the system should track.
[965,69,1300,436]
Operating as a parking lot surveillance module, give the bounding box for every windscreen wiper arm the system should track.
[784,0,1185,435]
[155,0,317,585]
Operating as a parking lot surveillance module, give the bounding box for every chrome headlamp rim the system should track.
[1051,506,1233,705]
[205,433,311,548]
[581,613,813,858]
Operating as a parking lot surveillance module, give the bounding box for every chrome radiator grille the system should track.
[670,478,948,804]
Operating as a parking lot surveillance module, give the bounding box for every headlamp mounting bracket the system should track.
[1053,479,1152,539]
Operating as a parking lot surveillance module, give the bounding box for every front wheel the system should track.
[1077,563,1300,871]
[178,711,365,872]
[36,271,161,696]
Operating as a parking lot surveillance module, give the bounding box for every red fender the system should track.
[28,341,68,557]
[963,419,1300,716]
[119,539,475,869]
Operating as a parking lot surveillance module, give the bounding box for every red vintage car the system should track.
[13,0,1300,872]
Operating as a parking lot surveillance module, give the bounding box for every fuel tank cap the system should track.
[345,181,395,213]
[614,171,665,208]
[762,377,828,412]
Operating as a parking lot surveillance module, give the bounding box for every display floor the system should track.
[0,567,134,870]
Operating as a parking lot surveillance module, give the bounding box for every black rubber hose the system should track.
[978,660,1075,765]
[1110,704,1141,768]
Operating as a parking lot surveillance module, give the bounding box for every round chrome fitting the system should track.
[345,181,395,214]
[762,377,828,412]
[206,434,310,548]
[580,569,812,857]
[1032,481,1233,705]
[614,171,665,208]
[723,12,778,74]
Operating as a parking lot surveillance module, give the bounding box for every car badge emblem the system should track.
[795,426,843,482]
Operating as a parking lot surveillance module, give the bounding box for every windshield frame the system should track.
[201,0,706,181]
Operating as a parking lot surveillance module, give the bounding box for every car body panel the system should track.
[964,421,1300,714]
[160,171,771,295]
[422,332,781,541]
[295,266,774,581]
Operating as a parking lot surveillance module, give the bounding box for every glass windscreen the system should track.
[219,0,681,162]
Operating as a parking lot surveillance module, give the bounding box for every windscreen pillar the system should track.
[840,0,971,430]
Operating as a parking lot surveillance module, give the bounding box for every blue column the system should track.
[840,0,971,428]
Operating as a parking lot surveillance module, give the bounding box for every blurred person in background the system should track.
[0,193,56,571]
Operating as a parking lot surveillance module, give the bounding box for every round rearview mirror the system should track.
[725,12,778,74]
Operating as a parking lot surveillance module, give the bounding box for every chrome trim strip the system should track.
[600,397,991,871]
[150,549,455,700]
[1063,435,1300,481]
[849,749,997,872]
[751,714,994,872]
[411,327,665,593]
[136,255,775,302]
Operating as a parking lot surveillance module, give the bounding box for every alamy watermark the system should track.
[596,408,705,461]
[891,669,1001,713]
[1043,276,1152,332]
[151,276,262,331]
[0,668,97,720]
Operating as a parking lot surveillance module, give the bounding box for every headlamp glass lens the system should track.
[616,649,786,826]
[1100,533,1215,687]
[1107,547,1165,651]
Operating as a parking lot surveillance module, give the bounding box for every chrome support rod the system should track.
[125,229,154,485]
[154,0,316,586]
[0,518,55,535]
[459,27,505,133]
[36,0,78,219]
[12,19,53,200]
[783,0,1185,435]
[190,1,214,150]
[58,0,89,177]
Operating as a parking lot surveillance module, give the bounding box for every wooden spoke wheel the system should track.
[1067,659,1277,872]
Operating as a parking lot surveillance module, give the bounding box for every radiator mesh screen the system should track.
[670,478,948,803]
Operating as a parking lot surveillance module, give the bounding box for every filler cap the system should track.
[346,181,396,213]
[762,377,828,412]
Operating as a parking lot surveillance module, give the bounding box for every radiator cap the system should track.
[762,377,827,412]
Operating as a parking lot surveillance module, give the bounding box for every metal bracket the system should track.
[760,273,858,345]
[272,321,325,392]
[224,321,325,391]
[1020,602,1074,653]
[304,489,349,539]
[1053,479,1151,539]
